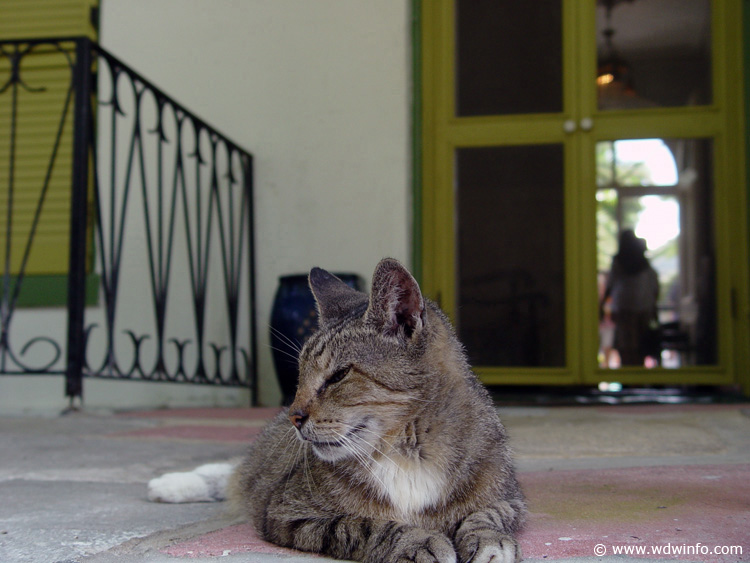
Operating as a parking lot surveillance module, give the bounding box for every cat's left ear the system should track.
[309,267,367,327]
[366,258,425,339]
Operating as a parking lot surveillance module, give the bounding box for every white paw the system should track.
[147,462,235,503]
[193,462,235,499]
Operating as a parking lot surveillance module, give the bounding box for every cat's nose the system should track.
[289,410,309,430]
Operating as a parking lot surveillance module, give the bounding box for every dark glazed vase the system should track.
[270,273,364,405]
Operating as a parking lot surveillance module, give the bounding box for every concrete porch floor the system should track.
[0,402,748,563]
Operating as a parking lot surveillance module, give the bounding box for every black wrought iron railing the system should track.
[0,37,257,403]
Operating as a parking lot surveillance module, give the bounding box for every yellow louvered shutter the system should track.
[0,0,97,276]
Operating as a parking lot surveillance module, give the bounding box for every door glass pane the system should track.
[596,0,711,110]
[456,0,563,117]
[597,138,716,368]
[457,145,566,367]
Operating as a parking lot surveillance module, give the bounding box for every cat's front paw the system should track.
[390,528,457,563]
[457,532,521,563]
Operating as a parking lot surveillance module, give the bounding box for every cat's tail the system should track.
[147,462,237,503]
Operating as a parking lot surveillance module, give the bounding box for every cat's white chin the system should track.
[311,442,351,462]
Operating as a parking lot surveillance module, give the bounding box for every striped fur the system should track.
[229,259,525,562]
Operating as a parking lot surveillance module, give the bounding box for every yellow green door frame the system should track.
[413,0,750,394]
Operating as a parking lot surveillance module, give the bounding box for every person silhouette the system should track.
[602,229,660,366]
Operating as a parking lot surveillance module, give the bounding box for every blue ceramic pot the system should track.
[270,273,363,405]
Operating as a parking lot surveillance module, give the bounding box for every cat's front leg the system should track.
[365,522,456,563]
[265,514,456,563]
[454,505,523,563]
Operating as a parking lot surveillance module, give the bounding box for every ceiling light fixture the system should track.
[596,0,635,91]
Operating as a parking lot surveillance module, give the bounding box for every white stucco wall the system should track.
[95,0,413,406]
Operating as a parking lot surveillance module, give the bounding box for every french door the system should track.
[419,0,750,390]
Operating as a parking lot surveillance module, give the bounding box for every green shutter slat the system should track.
[0,0,97,275]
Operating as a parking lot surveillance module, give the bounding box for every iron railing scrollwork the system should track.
[0,37,258,403]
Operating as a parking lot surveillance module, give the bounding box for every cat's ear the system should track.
[309,268,367,326]
[366,258,425,339]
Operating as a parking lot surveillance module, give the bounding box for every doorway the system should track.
[418,0,749,390]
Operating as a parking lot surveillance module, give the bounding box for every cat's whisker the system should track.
[337,421,402,440]
[254,425,297,475]
[269,325,304,354]
[270,332,304,360]
[282,439,306,500]
[278,428,301,462]
[404,396,433,404]
[332,430,389,490]
[336,423,399,465]
[269,425,297,455]
[267,344,301,364]
[331,430,374,466]
[343,445,386,490]
[289,441,308,492]
[302,446,318,498]
[352,434,398,467]
[267,425,296,459]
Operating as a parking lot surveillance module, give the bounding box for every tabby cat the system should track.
[229,258,526,563]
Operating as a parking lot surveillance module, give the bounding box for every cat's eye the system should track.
[326,366,351,387]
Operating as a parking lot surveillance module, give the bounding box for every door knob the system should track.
[563,119,577,134]
[580,117,594,131]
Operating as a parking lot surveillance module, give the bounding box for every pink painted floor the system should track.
[518,464,749,561]
[158,464,749,561]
